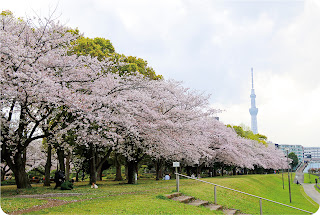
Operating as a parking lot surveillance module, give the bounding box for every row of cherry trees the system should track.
[0,12,288,188]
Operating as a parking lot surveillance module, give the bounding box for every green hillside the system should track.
[1,174,318,214]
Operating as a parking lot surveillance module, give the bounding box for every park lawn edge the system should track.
[1,198,48,213]
[1,174,318,214]
[304,173,319,184]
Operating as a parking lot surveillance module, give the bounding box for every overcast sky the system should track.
[2,0,320,147]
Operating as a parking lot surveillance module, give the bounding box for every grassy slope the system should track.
[180,174,319,214]
[1,174,318,215]
[1,180,222,215]
[304,173,319,184]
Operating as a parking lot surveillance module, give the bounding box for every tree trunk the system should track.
[196,165,200,178]
[233,167,237,176]
[1,169,5,181]
[125,165,128,180]
[57,148,65,173]
[11,153,31,189]
[127,160,138,184]
[13,167,31,189]
[155,159,163,180]
[208,167,213,177]
[75,169,80,182]
[96,155,102,181]
[197,164,204,177]
[115,163,122,181]
[97,165,103,181]
[44,144,52,186]
[186,166,191,176]
[89,143,97,184]
[115,154,123,181]
[96,148,112,181]
[65,151,71,181]
[221,165,224,176]
[244,168,248,175]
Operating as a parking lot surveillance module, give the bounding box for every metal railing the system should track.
[175,173,313,215]
[296,162,308,173]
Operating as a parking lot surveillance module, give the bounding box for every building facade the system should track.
[276,144,304,163]
[303,147,320,161]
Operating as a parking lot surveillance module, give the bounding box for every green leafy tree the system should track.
[69,33,162,80]
[288,152,299,168]
[69,36,115,61]
[115,55,162,80]
[1,10,13,16]
[227,124,268,145]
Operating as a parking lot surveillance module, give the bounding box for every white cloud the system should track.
[272,0,320,87]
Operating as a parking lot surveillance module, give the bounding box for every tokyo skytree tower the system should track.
[249,68,258,134]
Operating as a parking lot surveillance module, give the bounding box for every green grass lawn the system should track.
[1,174,318,214]
[179,174,319,214]
[0,198,47,214]
[304,173,319,184]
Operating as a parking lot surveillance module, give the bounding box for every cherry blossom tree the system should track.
[1,11,288,189]
[0,12,105,188]
[103,79,218,183]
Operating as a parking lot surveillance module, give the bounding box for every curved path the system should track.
[302,183,320,205]
[294,162,320,206]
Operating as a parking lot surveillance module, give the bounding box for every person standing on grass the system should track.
[54,170,65,189]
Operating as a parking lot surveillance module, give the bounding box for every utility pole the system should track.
[286,149,292,203]
[282,169,284,189]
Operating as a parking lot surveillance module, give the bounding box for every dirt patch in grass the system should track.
[7,187,175,214]
[8,193,84,215]
[13,193,83,198]
[9,199,76,215]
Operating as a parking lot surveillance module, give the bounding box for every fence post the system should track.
[176,167,179,192]
[214,185,217,204]
[260,198,263,215]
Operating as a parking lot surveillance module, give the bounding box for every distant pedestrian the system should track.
[315,178,318,184]
[91,182,98,189]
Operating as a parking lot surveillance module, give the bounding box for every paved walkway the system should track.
[302,183,320,205]
[295,172,304,185]
[294,163,320,206]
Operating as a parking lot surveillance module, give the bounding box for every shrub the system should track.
[1,179,16,186]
